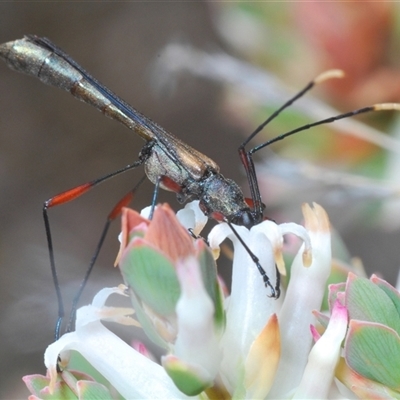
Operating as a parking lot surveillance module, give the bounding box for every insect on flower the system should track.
[0,35,399,340]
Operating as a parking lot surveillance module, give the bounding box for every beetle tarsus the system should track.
[263,275,276,298]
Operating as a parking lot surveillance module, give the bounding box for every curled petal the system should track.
[76,285,138,328]
[44,287,191,399]
[207,222,233,261]
[278,222,312,268]
[176,200,208,236]
[253,220,286,274]
[208,223,233,253]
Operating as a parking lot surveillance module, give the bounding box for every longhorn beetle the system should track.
[1,35,398,339]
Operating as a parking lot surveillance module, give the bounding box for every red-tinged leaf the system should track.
[23,373,77,400]
[328,282,346,311]
[23,374,49,396]
[346,273,400,335]
[146,203,194,262]
[336,358,400,399]
[345,320,400,390]
[115,207,149,265]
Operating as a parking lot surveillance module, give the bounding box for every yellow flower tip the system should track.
[373,102,400,112]
[302,202,330,233]
[314,69,345,84]
[117,283,128,292]
[274,248,287,276]
[114,253,121,267]
[302,247,313,268]
[211,247,221,261]
[245,314,281,399]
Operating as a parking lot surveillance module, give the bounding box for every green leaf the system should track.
[163,356,212,396]
[346,274,400,335]
[120,243,180,316]
[67,352,124,399]
[126,286,169,349]
[41,383,77,400]
[371,275,400,317]
[346,320,400,390]
[197,244,225,331]
[77,381,113,400]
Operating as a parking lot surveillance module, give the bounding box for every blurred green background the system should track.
[1,3,400,398]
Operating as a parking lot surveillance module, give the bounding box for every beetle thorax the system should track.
[199,173,254,225]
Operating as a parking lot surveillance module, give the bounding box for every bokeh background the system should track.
[1,3,400,398]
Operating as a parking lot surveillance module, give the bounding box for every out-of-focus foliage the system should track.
[210,2,400,169]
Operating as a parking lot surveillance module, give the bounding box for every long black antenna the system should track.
[240,69,345,149]
[251,103,400,155]
[237,70,346,221]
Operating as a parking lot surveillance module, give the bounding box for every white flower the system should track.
[32,201,348,399]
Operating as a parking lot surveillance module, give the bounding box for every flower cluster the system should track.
[23,201,400,399]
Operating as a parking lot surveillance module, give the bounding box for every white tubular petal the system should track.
[174,257,221,378]
[140,205,153,219]
[45,322,190,399]
[177,200,208,236]
[269,203,332,398]
[279,222,313,268]
[45,287,193,399]
[216,222,279,392]
[91,285,127,307]
[75,286,138,328]
[253,221,283,252]
[252,221,285,275]
[207,223,234,261]
[279,222,312,257]
[293,301,348,399]
[208,223,233,250]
